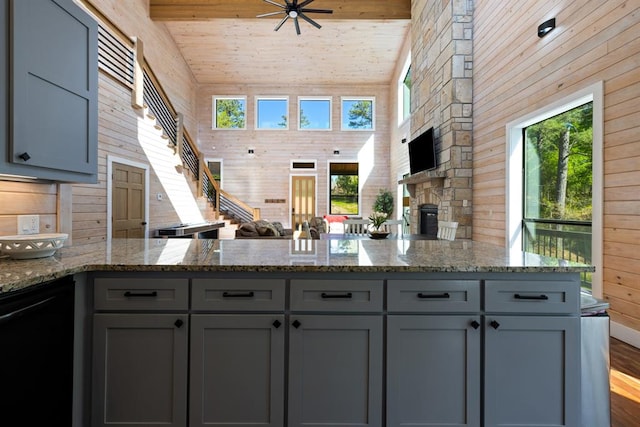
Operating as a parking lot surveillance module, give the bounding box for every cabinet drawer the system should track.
[387,280,480,313]
[484,280,579,314]
[94,278,189,311]
[191,279,286,311]
[290,280,383,312]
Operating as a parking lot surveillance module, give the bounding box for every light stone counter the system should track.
[0,238,593,294]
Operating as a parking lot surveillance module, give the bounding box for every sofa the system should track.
[234,218,325,240]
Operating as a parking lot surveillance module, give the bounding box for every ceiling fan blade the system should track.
[298,0,316,8]
[263,0,286,9]
[298,12,321,29]
[294,17,301,35]
[283,0,292,7]
[274,15,290,31]
[292,0,298,7]
[300,8,333,14]
[257,10,286,18]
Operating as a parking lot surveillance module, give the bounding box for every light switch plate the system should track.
[17,215,39,235]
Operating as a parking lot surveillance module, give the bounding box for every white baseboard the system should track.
[610,321,640,349]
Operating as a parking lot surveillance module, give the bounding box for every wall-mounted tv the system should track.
[408,127,436,175]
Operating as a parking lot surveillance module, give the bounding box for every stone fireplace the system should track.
[399,0,474,240]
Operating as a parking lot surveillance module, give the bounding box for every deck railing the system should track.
[523,219,592,288]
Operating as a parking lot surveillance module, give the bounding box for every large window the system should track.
[212,96,246,129]
[256,97,288,130]
[299,97,331,130]
[341,97,374,130]
[329,163,359,215]
[523,102,594,289]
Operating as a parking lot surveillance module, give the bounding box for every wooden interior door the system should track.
[291,176,316,229]
[112,163,146,238]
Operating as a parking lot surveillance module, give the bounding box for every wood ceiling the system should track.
[150,0,411,85]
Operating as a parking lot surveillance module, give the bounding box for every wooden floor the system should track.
[610,338,640,426]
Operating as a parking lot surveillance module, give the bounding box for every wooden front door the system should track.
[112,163,146,238]
[291,176,316,229]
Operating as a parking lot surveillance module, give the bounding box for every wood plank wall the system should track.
[86,0,197,131]
[0,181,58,236]
[473,0,640,335]
[71,72,208,244]
[197,84,391,227]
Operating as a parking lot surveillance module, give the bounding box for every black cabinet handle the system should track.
[222,291,255,298]
[514,294,549,300]
[174,319,184,328]
[417,292,450,299]
[292,320,301,329]
[470,320,480,329]
[272,320,282,329]
[124,291,158,298]
[18,152,31,161]
[490,320,500,329]
[321,292,353,299]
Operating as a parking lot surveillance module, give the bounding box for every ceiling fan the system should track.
[257,0,333,35]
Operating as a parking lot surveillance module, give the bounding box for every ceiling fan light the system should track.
[289,10,298,18]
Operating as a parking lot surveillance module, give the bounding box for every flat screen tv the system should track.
[408,127,436,175]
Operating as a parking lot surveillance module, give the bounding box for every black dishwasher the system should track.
[0,276,75,426]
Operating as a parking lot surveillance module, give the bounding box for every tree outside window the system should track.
[341,98,374,130]
[523,101,593,288]
[256,98,288,130]
[213,97,246,129]
[330,163,359,214]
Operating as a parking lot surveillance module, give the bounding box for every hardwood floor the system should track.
[610,338,640,426]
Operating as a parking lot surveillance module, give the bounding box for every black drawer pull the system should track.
[272,320,282,329]
[292,320,301,329]
[222,291,255,298]
[124,291,158,298]
[470,320,480,329]
[490,320,500,329]
[321,292,353,299]
[174,319,184,328]
[417,292,450,299]
[514,294,549,300]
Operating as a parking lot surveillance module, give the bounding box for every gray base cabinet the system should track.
[92,314,188,427]
[387,315,481,427]
[483,315,580,427]
[288,315,383,427]
[189,314,285,427]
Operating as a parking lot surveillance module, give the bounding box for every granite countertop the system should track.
[0,238,594,294]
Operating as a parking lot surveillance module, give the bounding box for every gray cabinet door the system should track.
[484,316,581,427]
[5,0,97,182]
[288,315,383,427]
[92,314,188,427]
[387,315,481,427]
[189,314,285,427]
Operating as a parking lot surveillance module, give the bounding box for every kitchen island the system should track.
[0,238,593,427]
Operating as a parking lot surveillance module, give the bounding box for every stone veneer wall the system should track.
[409,0,473,239]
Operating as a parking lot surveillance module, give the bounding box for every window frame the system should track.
[328,161,360,215]
[397,53,412,126]
[506,81,603,297]
[298,96,332,131]
[212,95,247,130]
[340,96,375,131]
[255,96,289,130]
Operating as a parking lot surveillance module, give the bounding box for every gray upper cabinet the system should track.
[1,0,97,182]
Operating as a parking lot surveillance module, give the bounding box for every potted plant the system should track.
[373,189,394,217]
[368,212,389,238]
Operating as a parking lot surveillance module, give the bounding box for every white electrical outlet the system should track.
[17,215,40,235]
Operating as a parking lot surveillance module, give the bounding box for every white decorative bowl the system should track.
[0,233,68,259]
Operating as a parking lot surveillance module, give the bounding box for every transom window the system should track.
[256,97,288,130]
[341,97,375,130]
[212,96,246,129]
[299,97,331,130]
[329,162,359,215]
